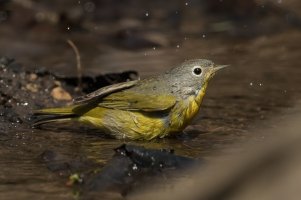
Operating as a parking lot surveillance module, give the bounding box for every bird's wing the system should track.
[73,80,138,104]
[98,90,177,112]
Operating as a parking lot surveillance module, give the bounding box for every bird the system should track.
[33,59,227,140]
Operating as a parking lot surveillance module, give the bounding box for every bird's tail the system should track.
[33,106,78,127]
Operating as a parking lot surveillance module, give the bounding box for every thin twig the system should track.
[67,39,82,91]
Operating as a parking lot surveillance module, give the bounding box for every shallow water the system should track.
[1,1,301,199]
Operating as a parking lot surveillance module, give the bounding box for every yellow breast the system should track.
[168,82,208,134]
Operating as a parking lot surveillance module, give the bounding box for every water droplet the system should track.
[249,82,253,86]
[145,12,149,17]
[132,164,138,170]
[185,2,188,6]
[259,83,263,86]
[153,47,156,50]
[67,27,70,30]
[176,44,180,48]
[202,34,206,38]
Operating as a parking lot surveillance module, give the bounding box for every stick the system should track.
[67,39,82,91]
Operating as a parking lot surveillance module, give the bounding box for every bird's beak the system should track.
[212,65,229,73]
[208,65,229,79]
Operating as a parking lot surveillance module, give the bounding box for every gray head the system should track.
[164,59,227,98]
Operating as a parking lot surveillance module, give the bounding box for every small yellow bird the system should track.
[34,59,227,140]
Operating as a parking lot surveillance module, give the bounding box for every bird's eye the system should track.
[192,66,202,76]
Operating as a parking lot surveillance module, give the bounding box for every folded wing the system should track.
[99,91,176,112]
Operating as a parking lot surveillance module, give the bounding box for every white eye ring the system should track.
[192,66,202,76]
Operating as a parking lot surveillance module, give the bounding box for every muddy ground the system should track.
[0,0,301,199]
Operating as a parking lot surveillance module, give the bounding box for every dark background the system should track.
[1,0,300,75]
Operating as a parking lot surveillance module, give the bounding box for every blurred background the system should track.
[1,0,301,75]
[1,0,301,199]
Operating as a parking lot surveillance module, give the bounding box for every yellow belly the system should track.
[79,108,167,140]
[79,87,207,140]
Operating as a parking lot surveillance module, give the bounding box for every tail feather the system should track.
[33,114,77,127]
[34,106,75,115]
[33,106,77,127]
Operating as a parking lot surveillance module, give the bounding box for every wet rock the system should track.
[82,144,201,195]
[40,144,202,197]
[114,144,197,169]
